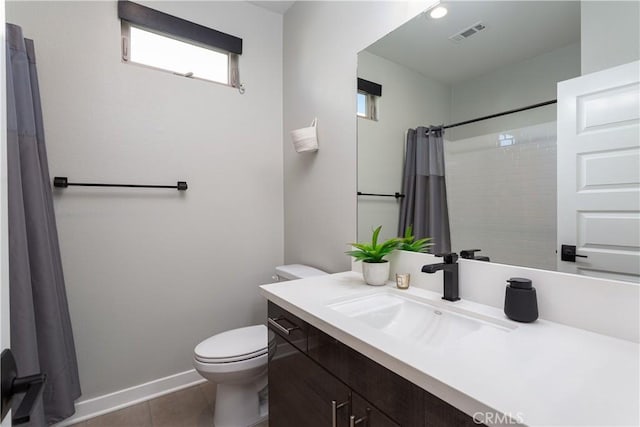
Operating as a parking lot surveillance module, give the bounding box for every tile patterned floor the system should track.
[71,383,268,427]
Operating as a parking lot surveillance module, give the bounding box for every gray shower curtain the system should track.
[6,23,81,426]
[398,126,451,254]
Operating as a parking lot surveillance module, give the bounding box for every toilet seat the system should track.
[194,348,266,364]
[194,325,267,364]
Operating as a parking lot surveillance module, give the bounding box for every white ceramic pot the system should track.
[362,261,390,286]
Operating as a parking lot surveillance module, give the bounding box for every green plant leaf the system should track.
[351,243,372,252]
[398,226,433,253]
[346,226,401,262]
[371,225,381,248]
[404,224,413,240]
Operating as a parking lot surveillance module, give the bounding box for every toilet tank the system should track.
[274,264,327,281]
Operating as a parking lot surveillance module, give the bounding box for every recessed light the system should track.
[430,6,448,19]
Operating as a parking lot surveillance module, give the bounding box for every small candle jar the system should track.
[395,273,410,290]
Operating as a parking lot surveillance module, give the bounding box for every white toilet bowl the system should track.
[194,265,327,427]
[193,325,269,427]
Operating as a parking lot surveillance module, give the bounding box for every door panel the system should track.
[557,61,640,281]
[578,82,639,130]
[578,148,639,189]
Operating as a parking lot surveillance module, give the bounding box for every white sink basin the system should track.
[328,291,515,347]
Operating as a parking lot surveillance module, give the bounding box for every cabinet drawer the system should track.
[268,301,308,353]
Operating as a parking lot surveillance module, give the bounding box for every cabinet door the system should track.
[309,325,425,426]
[269,331,351,427]
[350,392,400,427]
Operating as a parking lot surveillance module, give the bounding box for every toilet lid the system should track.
[194,325,268,363]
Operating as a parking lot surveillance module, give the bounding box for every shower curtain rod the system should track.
[442,99,557,130]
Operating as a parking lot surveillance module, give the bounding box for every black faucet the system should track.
[421,253,460,302]
[460,249,490,262]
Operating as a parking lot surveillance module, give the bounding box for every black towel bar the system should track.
[357,191,404,199]
[53,177,187,191]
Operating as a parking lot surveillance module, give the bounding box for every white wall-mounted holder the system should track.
[290,118,319,152]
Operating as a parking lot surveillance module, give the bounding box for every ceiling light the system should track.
[430,6,448,19]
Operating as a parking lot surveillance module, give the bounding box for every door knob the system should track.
[1,349,46,425]
[561,244,588,262]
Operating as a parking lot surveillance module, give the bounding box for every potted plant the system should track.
[399,225,433,253]
[346,225,400,286]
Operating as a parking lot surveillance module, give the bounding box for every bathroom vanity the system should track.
[267,301,476,426]
[261,271,639,427]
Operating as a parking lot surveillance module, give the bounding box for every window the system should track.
[357,78,381,121]
[122,24,231,84]
[357,91,379,120]
[118,1,243,88]
[357,92,368,117]
[499,133,516,147]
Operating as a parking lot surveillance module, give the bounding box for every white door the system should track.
[557,61,640,282]
[1,1,13,426]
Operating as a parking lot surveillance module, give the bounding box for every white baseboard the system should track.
[54,369,206,426]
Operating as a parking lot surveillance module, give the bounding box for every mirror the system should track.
[357,1,639,282]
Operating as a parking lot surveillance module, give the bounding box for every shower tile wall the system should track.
[445,121,557,270]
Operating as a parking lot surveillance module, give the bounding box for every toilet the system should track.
[193,264,327,427]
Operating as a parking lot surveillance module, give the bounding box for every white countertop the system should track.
[260,272,639,427]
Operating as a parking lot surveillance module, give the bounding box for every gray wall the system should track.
[283,1,427,273]
[581,1,640,75]
[6,0,283,400]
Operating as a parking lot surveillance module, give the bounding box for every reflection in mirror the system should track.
[356,1,639,282]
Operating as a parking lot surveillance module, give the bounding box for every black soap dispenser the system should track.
[504,277,538,323]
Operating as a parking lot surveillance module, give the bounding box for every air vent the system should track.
[448,22,487,43]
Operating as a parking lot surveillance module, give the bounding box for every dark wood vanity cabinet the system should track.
[351,392,399,427]
[268,302,480,427]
